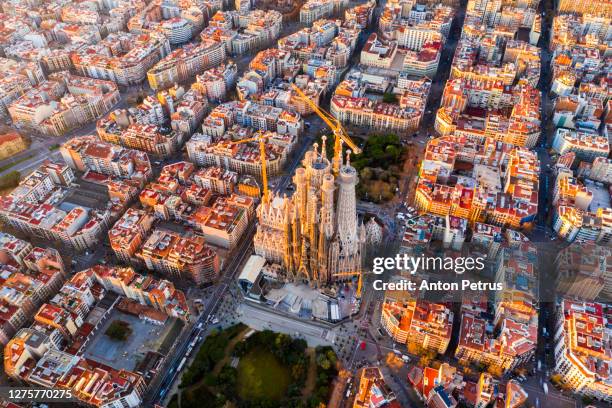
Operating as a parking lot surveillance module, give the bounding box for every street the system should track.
[0,89,135,178]
[147,221,257,406]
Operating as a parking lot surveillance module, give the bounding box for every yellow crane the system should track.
[290,83,362,175]
[229,131,271,204]
[331,270,364,298]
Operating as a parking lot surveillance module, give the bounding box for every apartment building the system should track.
[97,109,183,158]
[153,17,195,45]
[381,282,454,354]
[169,88,209,136]
[0,133,27,160]
[557,0,612,17]
[5,345,146,407]
[0,234,65,349]
[331,94,423,132]
[147,40,227,90]
[0,58,45,116]
[380,2,454,49]
[3,261,190,406]
[8,74,120,137]
[108,208,155,263]
[205,9,283,55]
[300,0,349,25]
[135,161,254,249]
[92,265,190,321]
[552,205,612,245]
[138,229,220,285]
[415,143,539,229]
[360,33,398,69]
[582,157,612,183]
[187,128,295,181]
[193,61,238,101]
[402,40,442,78]
[193,166,238,195]
[0,163,114,252]
[71,31,171,86]
[553,299,611,402]
[353,367,400,408]
[552,128,610,162]
[344,0,376,30]
[555,243,611,301]
[278,19,359,70]
[61,135,152,188]
[552,170,592,210]
[199,100,303,138]
[455,246,538,373]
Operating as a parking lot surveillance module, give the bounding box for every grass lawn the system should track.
[237,349,290,401]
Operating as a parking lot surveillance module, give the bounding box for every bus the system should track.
[177,357,187,372]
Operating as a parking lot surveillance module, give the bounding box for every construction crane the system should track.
[290,83,362,175]
[331,270,364,299]
[228,131,271,204]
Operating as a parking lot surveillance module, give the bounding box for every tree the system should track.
[167,394,179,408]
[380,182,394,201]
[385,145,400,161]
[419,355,433,368]
[291,363,305,381]
[325,350,337,367]
[0,171,21,190]
[360,167,374,181]
[316,355,331,370]
[407,342,424,356]
[234,341,248,357]
[105,320,131,341]
[486,364,504,378]
[514,367,527,377]
[204,373,217,386]
[549,374,562,385]
[315,385,329,401]
[383,93,398,104]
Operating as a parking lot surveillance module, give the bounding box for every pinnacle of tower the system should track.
[321,135,327,159]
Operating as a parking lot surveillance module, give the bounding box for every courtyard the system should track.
[83,308,180,371]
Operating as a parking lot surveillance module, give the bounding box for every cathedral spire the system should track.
[321,136,327,160]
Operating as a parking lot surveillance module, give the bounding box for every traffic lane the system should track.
[521,382,576,408]
[0,94,126,177]
[0,150,63,178]
[157,237,253,397]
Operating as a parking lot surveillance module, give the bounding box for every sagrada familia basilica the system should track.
[254,138,366,286]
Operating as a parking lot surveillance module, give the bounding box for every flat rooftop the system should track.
[585,180,611,212]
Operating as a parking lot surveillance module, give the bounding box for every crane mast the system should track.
[228,131,271,203]
[290,83,362,175]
